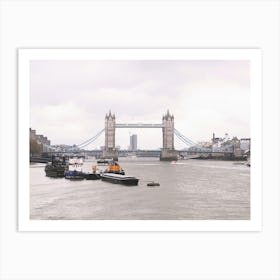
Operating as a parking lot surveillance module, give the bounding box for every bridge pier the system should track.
[160,149,178,161]
[103,149,118,161]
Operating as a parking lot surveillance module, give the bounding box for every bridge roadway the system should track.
[115,123,164,128]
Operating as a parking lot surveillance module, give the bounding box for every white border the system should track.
[18,48,262,231]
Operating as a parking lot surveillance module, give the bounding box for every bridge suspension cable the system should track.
[174,129,197,147]
[75,127,197,150]
[77,128,105,148]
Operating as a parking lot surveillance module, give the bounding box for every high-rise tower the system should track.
[130,134,137,151]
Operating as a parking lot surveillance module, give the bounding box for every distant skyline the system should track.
[30,60,250,150]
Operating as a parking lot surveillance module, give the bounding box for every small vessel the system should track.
[244,150,250,167]
[147,182,160,187]
[65,157,85,179]
[84,166,101,180]
[65,170,85,180]
[104,161,125,175]
[100,173,139,186]
[97,158,110,165]
[45,156,68,178]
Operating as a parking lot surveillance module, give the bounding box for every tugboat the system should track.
[65,157,85,180]
[104,161,125,175]
[45,155,68,178]
[84,165,101,180]
[100,173,139,186]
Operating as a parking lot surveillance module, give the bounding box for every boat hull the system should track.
[147,183,160,187]
[65,176,85,180]
[45,165,66,178]
[65,171,85,180]
[45,170,65,178]
[104,170,125,175]
[101,174,139,186]
[84,173,101,180]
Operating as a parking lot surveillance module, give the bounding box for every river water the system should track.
[30,158,250,220]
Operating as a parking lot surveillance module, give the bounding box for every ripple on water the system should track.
[30,158,250,220]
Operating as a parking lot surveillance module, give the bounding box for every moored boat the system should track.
[97,158,111,165]
[104,161,125,175]
[45,156,68,178]
[147,182,160,187]
[84,165,101,180]
[65,157,85,179]
[100,173,139,186]
[65,170,85,180]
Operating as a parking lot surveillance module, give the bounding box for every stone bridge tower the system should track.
[103,110,118,160]
[160,110,178,161]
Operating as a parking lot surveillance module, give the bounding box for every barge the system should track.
[100,173,139,186]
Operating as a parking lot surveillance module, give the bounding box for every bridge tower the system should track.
[103,110,118,161]
[160,110,178,161]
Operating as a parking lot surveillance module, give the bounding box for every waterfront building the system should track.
[29,128,52,154]
[240,139,250,151]
[30,128,36,140]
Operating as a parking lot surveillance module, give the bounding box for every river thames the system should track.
[30,158,250,220]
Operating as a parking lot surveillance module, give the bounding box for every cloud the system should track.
[30,60,250,149]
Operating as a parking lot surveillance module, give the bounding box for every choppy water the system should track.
[30,158,250,220]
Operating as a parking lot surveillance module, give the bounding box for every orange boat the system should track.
[104,161,125,175]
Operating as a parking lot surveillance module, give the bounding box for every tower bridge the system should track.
[46,110,199,160]
[104,110,178,161]
[37,113,247,162]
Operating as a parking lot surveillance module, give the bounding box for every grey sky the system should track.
[30,60,250,150]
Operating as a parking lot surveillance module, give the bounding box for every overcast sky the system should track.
[30,60,250,150]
